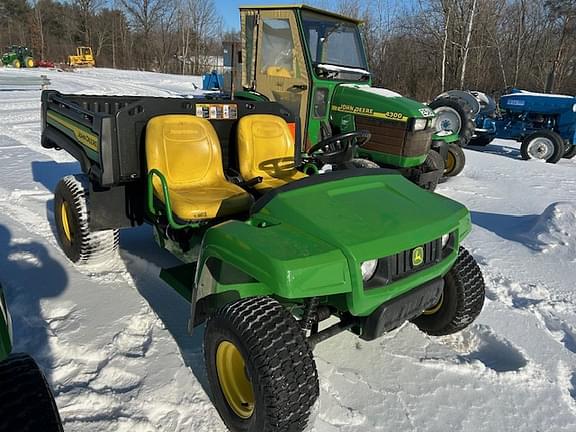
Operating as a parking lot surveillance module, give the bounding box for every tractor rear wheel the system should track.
[0,354,63,432]
[204,296,319,432]
[444,143,466,177]
[521,131,564,163]
[23,57,34,68]
[54,174,119,265]
[412,247,485,336]
[429,97,476,146]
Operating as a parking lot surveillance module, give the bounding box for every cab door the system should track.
[253,10,311,137]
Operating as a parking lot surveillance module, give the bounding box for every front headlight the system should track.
[413,118,427,131]
[360,259,378,281]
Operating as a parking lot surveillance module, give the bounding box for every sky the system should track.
[221,1,304,30]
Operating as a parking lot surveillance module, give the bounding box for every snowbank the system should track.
[524,202,576,253]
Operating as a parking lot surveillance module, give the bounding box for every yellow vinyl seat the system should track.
[146,115,252,221]
[237,114,306,191]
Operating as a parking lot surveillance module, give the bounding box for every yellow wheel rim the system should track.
[60,201,72,242]
[13,60,20,68]
[445,151,456,174]
[216,340,255,419]
[27,59,34,68]
[423,292,444,315]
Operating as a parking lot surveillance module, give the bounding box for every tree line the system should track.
[340,0,576,100]
[1,0,226,74]
[1,0,575,100]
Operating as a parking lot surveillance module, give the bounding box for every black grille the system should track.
[387,239,442,281]
[364,235,453,290]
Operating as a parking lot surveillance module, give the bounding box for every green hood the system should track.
[256,170,469,261]
[331,83,435,122]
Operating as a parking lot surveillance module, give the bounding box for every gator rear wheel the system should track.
[204,296,319,432]
[0,354,63,432]
[444,143,466,177]
[412,247,485,336]
[54,174,119,265]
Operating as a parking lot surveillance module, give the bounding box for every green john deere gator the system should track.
[41,89,485,432]
[0,282,63,430]
[233,4,462,189]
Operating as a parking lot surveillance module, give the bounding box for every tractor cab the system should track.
[240,5,369,147]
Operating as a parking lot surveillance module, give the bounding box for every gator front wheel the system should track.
[54,174,119,265]
[412,247,485,336]
[204,296,319,432]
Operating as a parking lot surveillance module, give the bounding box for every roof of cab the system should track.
[239,4,363,24]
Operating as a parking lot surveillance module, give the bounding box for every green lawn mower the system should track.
[1,45,35,68]
[41,89,485,432]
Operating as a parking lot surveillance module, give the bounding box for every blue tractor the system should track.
[433,89,576,164]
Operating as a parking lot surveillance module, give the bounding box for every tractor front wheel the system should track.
[54,174,119,265]
[412,247,485,336]
[204,296,319,432]
[563,144,576,160]
[521,131,564,163]
[11,59,20,68]
[444,143,466,177]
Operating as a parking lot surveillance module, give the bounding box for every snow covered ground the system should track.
[1,67,576,431]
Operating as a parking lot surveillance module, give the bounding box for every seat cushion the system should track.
[146,115,252,221]
[253,170,306,191]
[165,182,253,221]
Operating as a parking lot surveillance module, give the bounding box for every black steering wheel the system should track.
[307,130,371,165]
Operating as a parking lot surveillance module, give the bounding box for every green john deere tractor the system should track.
[42,88,485,431]
[232,5,462,189]
[1,45,36,68]
[0,283,63,431]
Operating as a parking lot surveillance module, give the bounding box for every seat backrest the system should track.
[237,114,298,181]
[146,115,225,191]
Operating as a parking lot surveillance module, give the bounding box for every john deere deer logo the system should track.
[412,246,424,266]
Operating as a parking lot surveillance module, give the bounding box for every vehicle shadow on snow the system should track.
[31,160,80,193]
[31,160,81,241]
[117,226,213,396]
[467,142,521,160]
[0,223,68,384]
[471,210,540,249]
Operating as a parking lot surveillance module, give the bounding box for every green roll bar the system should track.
[147,169,199,230]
